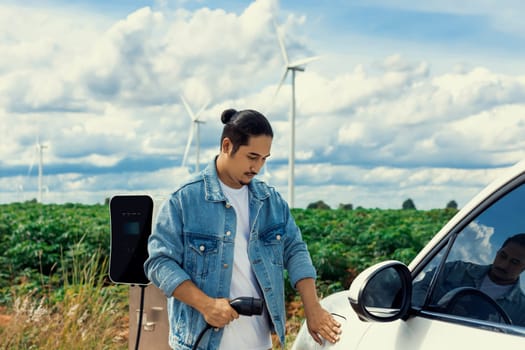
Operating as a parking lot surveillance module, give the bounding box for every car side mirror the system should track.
[348,260,412,322]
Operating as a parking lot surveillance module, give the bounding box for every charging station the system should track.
[109,195,171,350]
[109,195,153,285]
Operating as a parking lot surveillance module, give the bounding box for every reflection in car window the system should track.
[412,250,444,308]
[412,182,525,326]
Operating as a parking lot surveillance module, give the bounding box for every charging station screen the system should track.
[124,221,140,235]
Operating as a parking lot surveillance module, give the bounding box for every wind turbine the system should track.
[25,138,48,202]
[180,95,210,173]
[274,20,319,208]
[37,140,48,203]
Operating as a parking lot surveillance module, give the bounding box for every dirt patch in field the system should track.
[0,307,12,327]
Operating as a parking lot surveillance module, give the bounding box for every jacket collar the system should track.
[202,157,270,202]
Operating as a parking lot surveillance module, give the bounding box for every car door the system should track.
[356,177,525,349]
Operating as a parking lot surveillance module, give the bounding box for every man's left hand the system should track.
[305,303,342,345]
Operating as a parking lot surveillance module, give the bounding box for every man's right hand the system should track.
[201,298,239,328]
[172,281,239,328]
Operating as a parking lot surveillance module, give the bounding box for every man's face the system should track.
[219,135,272,188]
[489,242,525,285]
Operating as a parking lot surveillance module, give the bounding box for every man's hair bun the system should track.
[221,109,237,124]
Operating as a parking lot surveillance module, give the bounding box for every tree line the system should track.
[307,199,459,210]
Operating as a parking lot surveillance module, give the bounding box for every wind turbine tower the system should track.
[37,141,47,203]
[181,95,210,173]
[274,21,319,208]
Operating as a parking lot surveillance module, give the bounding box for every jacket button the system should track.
[199,245,205,252]
[276,235,281,241]
[223,264,229,268]
[226,231,231,236]
[225,203,231,208]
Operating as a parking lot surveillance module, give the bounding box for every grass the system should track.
[0,249,305,350]
[0,289,303,350]
[0,251,129,350]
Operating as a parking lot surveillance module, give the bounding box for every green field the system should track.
[0,202,457,348]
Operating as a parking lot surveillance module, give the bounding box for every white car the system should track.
[292,159,525,349]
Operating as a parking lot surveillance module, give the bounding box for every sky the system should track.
[2,0,525,209]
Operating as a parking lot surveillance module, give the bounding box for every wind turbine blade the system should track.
[274,68,289,97]
[182,123,194,167]
[195,100,211,121]
[27,142,38,176]
[27,153,35,176]
[289,55,321,68]
[273,19,289,65]
[180,95,196,120]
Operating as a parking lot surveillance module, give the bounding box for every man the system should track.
[413,233,525,325]
[145,109,341,349]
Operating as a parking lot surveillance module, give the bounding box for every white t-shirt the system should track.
[218,181,272,350]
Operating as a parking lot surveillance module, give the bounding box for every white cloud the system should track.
[1,0,525,209]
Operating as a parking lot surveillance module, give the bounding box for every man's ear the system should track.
[221,137,232,154]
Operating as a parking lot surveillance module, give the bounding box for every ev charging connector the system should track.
[192,297,264,350]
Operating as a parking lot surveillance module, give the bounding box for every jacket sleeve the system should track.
[280,195,317,288]
[144,196,191,297]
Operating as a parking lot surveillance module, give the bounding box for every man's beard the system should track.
[239,172,257,186]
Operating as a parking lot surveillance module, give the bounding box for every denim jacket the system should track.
[144,158,316,349]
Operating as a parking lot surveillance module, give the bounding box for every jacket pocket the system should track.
[260,227,284,266]
[185,234,220,279]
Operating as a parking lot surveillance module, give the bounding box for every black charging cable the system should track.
[192,297,264,350]
[192,324,212,350]
[135,285,147,350]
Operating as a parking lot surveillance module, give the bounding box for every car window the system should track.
[412,181,525,327]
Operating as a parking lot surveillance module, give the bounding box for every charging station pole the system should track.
[129,285,171,350]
